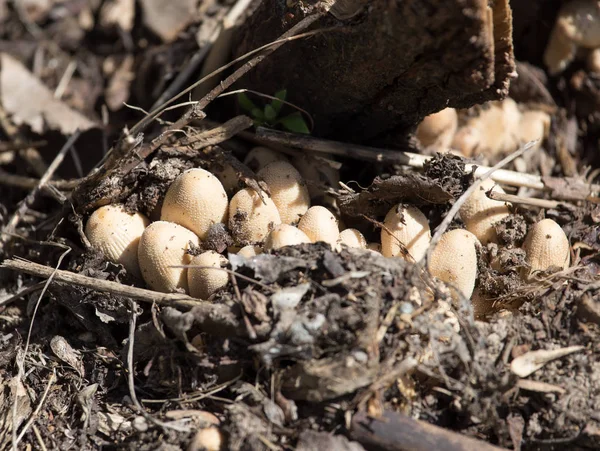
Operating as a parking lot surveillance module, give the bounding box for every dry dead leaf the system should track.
[516,379,566,394]
[105,55,135,111]
[0,53,96,135]
[99,0,135,32]
[140,0,197,43]
[510,345,584,378]
[50,335,85,377]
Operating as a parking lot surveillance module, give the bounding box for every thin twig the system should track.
[0,141,46,153]
[0,282,46,308]
[487,191,564,209]
[426,141,537,265]
[15,370,56,447]
[1,259,206,310]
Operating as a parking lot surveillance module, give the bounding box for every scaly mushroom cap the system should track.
[416,107,458,149]
[138,221,200,293]
[85,204,149,278]
[459,178,511,244]
[428,229,480,300]
[258,161,310,224]
[381,205,431,262]
[188,251,229,299]
[338,228,367,249]
[243,146,288,172]
[523,218,570,280]
[297,206,340,248]
[228,188,281,244]
[264,224,311,250]
[161,168,229,240]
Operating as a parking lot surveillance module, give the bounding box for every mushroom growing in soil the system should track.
[522,218,570,281]
[161,168,229,240]
[243,146,288,172]
[297,205,340,249]
[257,161,310,224]
[85,204,150,278]
[228,188,281,244]
[428,229,480,300]
[381,205,431,262]
[264,224,311,250]
[338,228,367,249]
[138,221,200,293]
[416,107,458,149]
[544,0,600,75]
[188,251,229,299]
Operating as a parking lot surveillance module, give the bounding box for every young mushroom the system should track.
[258,161,310,224]
[188,251,229,299]
[338,228,367,249]
[459,178,511,244]
[291,154,340,202]
[518,111,551,151]
[161,168,229,240]
[297,206,340,249]
[228,188,281,244]
[85,204,150,278]
[264,224,311,250]
[544,0,600,75]
[243,146,288,172]
[522,218,570,281]
[138,221,200,293]
[381,205,431,262]
[416,107,458,149]
[236,245,262,258]
[428,229,480,300]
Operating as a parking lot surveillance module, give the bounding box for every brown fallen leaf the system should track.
[0,53,96,134]
[105,55,135,111]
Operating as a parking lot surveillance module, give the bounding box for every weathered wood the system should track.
[234,0,515,143]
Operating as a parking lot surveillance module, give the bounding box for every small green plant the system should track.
[237,89,310,134]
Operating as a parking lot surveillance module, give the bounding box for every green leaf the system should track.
[278,112,310,134]
[251,107,265,122]
[271,89,287,114]
[238,92,257,113]
[264,104,277,122]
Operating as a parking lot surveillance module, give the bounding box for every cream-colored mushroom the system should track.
[264,224,311,250]
[544,0,600,75]
[366,242,382,254]
[588,47,600,73]
[416,107,458,149]
[518,111,551,151]
[459,178,511,244]
[338,228,367,249]
[228,188,281,244]
[214,163,239,194]
[428,229,480,300]
[258,161,310,224]
[522,218,570,280]
[243,146,288,172]
[138,221,200,293]
[297,206,340,249]
[291,154,340,201]
[85,204,150,278]
[237,245,262,258]
[381,205,431,262]
[188,251,229,299]
[161,168,229,240]
[186,412,222,451]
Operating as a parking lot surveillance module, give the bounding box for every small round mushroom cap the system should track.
[381,205,431,262]
[518,111,551,151]
[243,146,288,172]
[366,242,382,254]
[297,206,340,248]
[138,221,200,293]
[544,0,600,74]
[214,163,239,194]
[416,107,458,149]
[338,228,367,249]
[188,251,229,299]
[291,154,340,200]
[459,178,511,244]
[237,245,262,258]
[258,161,310,224]
[264,224,311,250]
[188,426,223,451]
[588,47,600,73]
[428,229,480,300]
[85,204,150,278]
[161,168,229,240]
[451,125,481,157]
[523,218,570,280]
[228,188,281,244]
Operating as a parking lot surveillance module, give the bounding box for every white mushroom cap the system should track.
[264,224,311,250]
[228,188,281,244]
[338,228,367,249]
[587,47,600,73]
[451,125,482,157]
[188,251,229,299]
[291,154,340,200]
[188,426,223,451]
[161,168,229,240]
[85,204,150,278]
[297,206,340,249]
[416,107,458,149]
[243,146,288,172]
[381,205,431,262]
[523,218,570,280]
[237,245,262,258]
[428,229,480,300]
[258,161,310,224]
[518,111,551,151]
[138,221,200,293]
[459,178,511,244]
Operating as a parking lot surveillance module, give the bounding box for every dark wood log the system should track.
[350,410,508,451]
[234,0,515,143]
